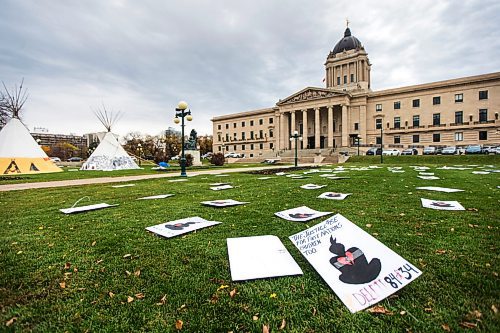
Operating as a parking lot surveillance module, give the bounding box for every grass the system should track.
[0,156,498,332]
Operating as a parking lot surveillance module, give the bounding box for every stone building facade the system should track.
[212,27,500,157]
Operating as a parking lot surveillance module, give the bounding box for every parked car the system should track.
[495,147,500,155]
[482,145,497,154]
[49,157,61,162]
[366,148,382,155]
[401,148,418,155]
[67,157,83,162]
[224,152,242,158]
[201,152,213,159]
[465,145,482,154]
[170,155,180,161]
[423,147,436,155]
[441,146,457,155]
[382,148,401,156]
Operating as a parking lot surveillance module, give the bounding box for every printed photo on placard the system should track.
[210,185,234,191]
[146,216,221,238]
[300,184,327,190]
[421,198,465,210]
[209,183,230,186]
[60,203,118,214]
[201,199,249,207]
[227,235,303,281]
[318,192,351,200]
[289,214,422,313]
[275,206,331,222]
[415,187,464,193]
[137,194,175,200]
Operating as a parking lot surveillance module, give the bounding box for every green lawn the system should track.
[0,156,498,332]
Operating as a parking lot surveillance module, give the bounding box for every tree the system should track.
[0,79,28,129]
[198,135,213,155]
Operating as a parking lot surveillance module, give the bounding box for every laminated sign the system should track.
[289,214,422,313]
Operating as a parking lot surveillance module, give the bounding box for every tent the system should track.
[80,108,139,171]
[0,118,62,175]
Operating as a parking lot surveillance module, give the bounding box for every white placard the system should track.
[257,177,275,180]
[325,176,350,180]
[137,194,175,200]
[300,184,327,190]
[275,206,331,222]
[415,187,464,193]
[146,216,221,238]
[214,174,229,177]
[421,198,465,210]
[472,171,490,175]
[227,235,303,281]
[275,172,286,176]
[169,179,188,182]
[201,199,248,207]
[418,172,434,176]
[318,192,351,200]
[60,203,118,214]
[111,184,136,188]
[289,214,422,313]
[417,176,440,180]
[210,185,234,191]
[209,183,230,186]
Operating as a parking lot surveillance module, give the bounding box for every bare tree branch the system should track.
[0,79,29,128]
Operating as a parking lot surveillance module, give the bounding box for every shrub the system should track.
[210,153,225,166]
[185,154,194,167]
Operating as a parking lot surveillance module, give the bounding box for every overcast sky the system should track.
[1,0,499,137]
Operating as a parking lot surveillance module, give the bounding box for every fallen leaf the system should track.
[229,288,237,299]
[16,251,22,255]
[123,254,132,259]
[108,291,115,298]
[217,284,229,291]
[492,304,498,314]
[135,293,145,299]
[134,270,141,277]
[210,294,219,304]
[435,249,447,254]
[178,304,186,311]
[91,241,96,246]
[365,224,372,228]
[269,293,277,299]
[400,311,406,315]
[424,307,433,313]
[59,281,66,289]
[253,314,259,321]
[279,318,286,330]
[156,294,167,305]
[127,296,134,303]
[466,208,478,212]
[125,270,131,276]
[366,305,394,315]
[441,324,450,331]
[459,321,477,329]
[312,307,317,316]
[73,267,78,273]
[5,317,16,327]
[96,259,103,264]
[175,319,183,330]
[64,262,71,270]
[262,324,270,333]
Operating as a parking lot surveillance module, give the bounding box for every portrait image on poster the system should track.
[201,199,249,207]
[146,216,221,238]
[420,198,465,210]
[318,192,351,200]
[275,206,331,222]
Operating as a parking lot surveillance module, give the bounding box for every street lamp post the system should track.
[289,130,303,167]
[174,101,193,177]
[137,143,143,167]
[379,125,383,164]
[356,136,362,156]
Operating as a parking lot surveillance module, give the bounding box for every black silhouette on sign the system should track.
[289,213,314,219]
[4,160,21,174]
[431,201,452,208]
[329,236,381,284]
[30,163,39,171]
[165,222,197,230]
[325,193,342,198]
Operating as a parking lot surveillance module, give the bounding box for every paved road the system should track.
[0,164,315,192]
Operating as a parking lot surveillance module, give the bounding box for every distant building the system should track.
[211,26,499,157]
[31,132,87,159]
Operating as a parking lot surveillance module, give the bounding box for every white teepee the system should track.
[80,107,139,171]
[0,118,62,174]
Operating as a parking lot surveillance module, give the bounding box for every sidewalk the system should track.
[0,164,315,192]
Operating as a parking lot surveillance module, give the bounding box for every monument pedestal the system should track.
[185,150,202,166]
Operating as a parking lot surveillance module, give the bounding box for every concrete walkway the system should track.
[0,164,316,192]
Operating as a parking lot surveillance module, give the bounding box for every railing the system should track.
[427,124,446,128]
[449,122,469,126]
[473,120,495,125]
[407,125,425,129]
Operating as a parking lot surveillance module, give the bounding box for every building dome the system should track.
[332,27,363,54]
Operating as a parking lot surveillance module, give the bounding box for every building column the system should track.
[327,106,334,148]
[359,104,367,142]
[314,107,320,149]
[290,110,296,149]
[302,109,308,149]
[279,112,286,150]
[341,104,348,147]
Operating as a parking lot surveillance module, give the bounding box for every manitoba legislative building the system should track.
[211,27,499,159]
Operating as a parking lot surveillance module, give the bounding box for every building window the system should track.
[217,124,221,130]
[479,109,488,122]
[241,121,245,127]
[259,130,263,138]
[250,131,254,139]
[455,93,463,103]
[250,120,254,126]
[337,77,340,85]
[413,135,420,143]
[343,75,347,84]
[269,129,274,137]
[269,117,274,124]
[479,131,487,140]
[375,118,382,129]
[225,124,229,129]
[217,134,221,141]
[433,96,441,105]
[241,144,245,150]
[479,90,488,100]
[218,146,221,152]
[412,99,420,108]
[250,144,254,150]
[376,104,382,112]
[233,133,237,140]
[455,111,463,124]
[225,134,229,141]
[241,132,246,140]
[433,113,440,126]
[413,115,420,127]
[270,143,274,149]
[354,123,359,130]
[259,143,263,149]
[234,145,236,150]
[394,136,400,144]
[376,137,381,144]
[259,119,263,125]
[350,73,354,83]
[394,101,401,109]
[433,133,440,142]
[233,123,236,128]
[455,132,463,141]
[394,117,401,129]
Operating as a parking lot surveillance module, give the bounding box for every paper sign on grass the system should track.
[227,235,303,281]
[275,206,331,222]
[146,216,221,238]
[421,198,465,210]
[417,176,440,180]
[111,184,135,188]
[137,194,174,200]
[60,203,118,214]
[201,199,248,207]
[300,184,326,190]
[210,185,233,191]
[318,192,351,200]
[415,186,464,193]
[289,214,421,313]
